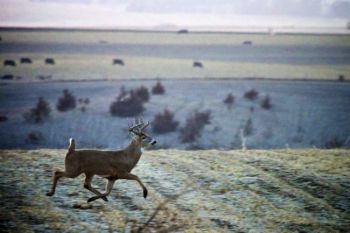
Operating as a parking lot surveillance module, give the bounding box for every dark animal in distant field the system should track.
[1,74,14,80]
[45,58,55,65]
[177,29,189,34]
[0,115,8,122]
[243,41,253,45]
[20,58,32,64]
[3,60,16,66]
[113,59,124,66]
[36,75,52,81]
[193,61,203,68]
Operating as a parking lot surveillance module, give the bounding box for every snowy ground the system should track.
[0,149,349,232]
[0,79,349,149]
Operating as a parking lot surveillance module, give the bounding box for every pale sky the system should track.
[1,0,349,29]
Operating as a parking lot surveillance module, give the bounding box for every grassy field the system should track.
[2,30,350,46]
[3,53,350,81]
[0,149,349,232]
[1,30,350,81]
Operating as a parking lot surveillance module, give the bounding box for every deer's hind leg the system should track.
[83,173,108,202]
[87,178,116,203]
[46,168,81,196]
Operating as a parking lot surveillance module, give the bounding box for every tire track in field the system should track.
[248,150,350,214]
[172,150,344,233]
[229,150,350,232]
[142,150,288,232]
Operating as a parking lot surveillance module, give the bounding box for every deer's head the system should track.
[128,119,157,146]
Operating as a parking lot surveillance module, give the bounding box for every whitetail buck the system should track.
[46,119,156,202]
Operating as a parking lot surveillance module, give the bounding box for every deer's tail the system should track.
[68,138,75,154]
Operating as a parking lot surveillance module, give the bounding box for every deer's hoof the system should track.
[102,196,108,202]
[46,192,53,196]
[143,189,148,199]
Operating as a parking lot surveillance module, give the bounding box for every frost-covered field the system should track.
[0,79,349,149]
[0,149,349,232]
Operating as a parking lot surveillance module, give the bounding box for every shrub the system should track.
[78,98,90,112]
[261,95,272,109]
[325,136,343,149]
[223,93,234,109]
[23,97,51,123]
[0,115,8,122]
[244,89,258,100]
[152,109,179,134]
[135,86,150,102]
[56,89,76,112]
[180,110,211,143]
[152,81,165,95]
[243,118,253,136]
[338,75,345,82]
[26,131,44,144]
[110,90,144,117]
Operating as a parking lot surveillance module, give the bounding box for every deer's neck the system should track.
[125,138,142,169]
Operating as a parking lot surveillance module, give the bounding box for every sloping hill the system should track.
[0,149,349,232]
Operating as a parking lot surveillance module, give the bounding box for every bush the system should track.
[325,136,343,149]
[152,81,165,95]
[110,90,144,117]
[244,89,258,100]
[0,115,8,122]
[338,75,345,82]
[78,98,90,112]
[243,118,253,136]
[26,131,44,144]
[180,111,211,143]
[152,109,179,134]
[56,89,76,112]
[135,86,150,102]
[261,95,272,109]
[23,97,51,123]
[223,93,234,109]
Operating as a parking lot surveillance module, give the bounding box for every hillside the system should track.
[0,149,349,232]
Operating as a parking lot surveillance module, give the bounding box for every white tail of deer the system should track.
[46,119,156,202]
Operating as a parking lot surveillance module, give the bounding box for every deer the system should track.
[46,119,156,203]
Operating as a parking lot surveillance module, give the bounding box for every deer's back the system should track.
[66,149,130,176]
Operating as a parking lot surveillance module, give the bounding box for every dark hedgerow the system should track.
[152,109,179,134]
[56,89,76,112]
[261,95,272,109]
[110,90,144,117]
[244,89,258,100]
[152,81,165,95]
[180,110,211,143]
[23,97,51,123]
[135,86,150,102]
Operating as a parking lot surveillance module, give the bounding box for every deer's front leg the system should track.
[119,173,148,198]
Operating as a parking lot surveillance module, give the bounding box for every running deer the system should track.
[46,119,156,202]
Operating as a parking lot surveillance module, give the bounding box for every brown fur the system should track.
[46,134,149,202]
